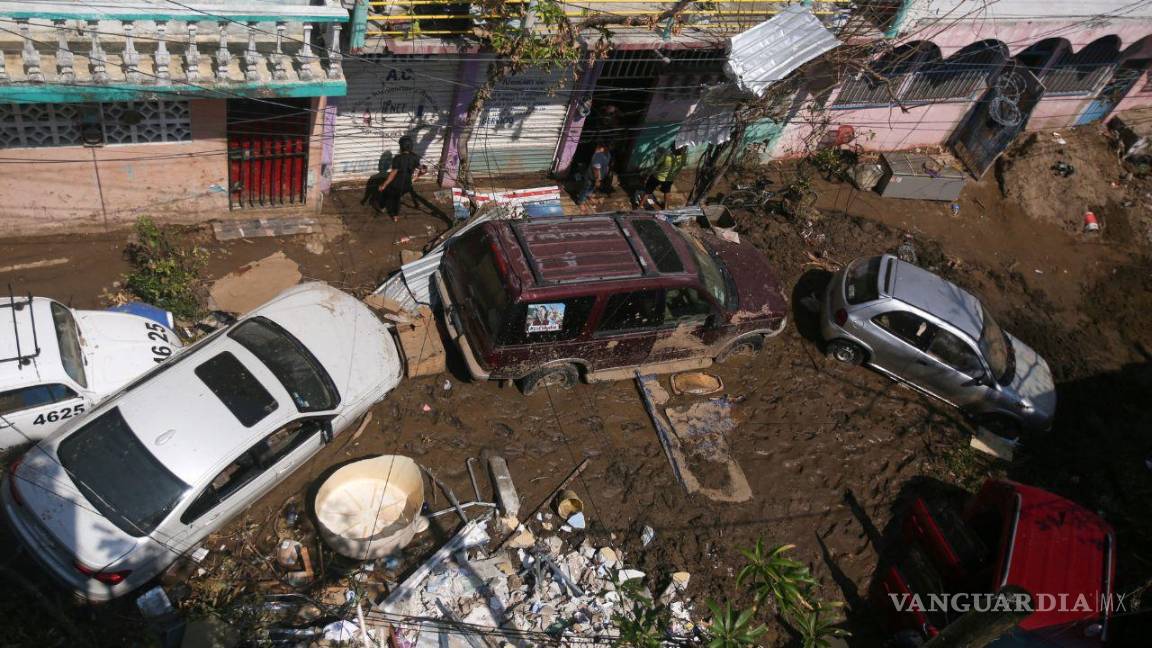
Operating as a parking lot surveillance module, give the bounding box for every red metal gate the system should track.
[227,99,310,209]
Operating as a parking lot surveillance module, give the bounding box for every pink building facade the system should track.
[773,1,1152,165]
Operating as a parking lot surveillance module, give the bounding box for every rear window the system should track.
[58,408,189,537]
[229,318,338,412]
[498,297,596,346]
[631,220,684,273]
[845,256,882,305]
[449,229,511,337]
[194,352,278,427]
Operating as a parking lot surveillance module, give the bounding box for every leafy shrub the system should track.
[123,217,207,320]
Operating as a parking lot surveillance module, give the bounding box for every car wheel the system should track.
[975,414,1023,442]
[718,334,765,363]
[827,339,865,365]
[518,364,579,396]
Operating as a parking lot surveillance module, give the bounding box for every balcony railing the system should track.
[0,1,350,101]
[359,0,855,39]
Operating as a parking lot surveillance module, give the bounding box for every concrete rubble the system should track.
[385,512,698,647]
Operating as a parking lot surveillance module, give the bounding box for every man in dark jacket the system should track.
[375,136,444,222]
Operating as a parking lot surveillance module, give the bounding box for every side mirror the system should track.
[320,420,334,444]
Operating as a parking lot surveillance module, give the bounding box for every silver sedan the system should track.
[820,254,1056,437]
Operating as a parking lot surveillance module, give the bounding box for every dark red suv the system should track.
[434,213,788,394]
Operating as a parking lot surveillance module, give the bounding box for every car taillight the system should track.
[8,455,24,507]
[834,309,848,326]
[73,561,131,585]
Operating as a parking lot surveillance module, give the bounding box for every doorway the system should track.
[1076,58,1151,125]
[227,98,311,209]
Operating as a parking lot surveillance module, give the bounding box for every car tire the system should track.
[827,339,866,365]
[718,334,765,363]
[518,364,579,396]
[974,414,1023,442]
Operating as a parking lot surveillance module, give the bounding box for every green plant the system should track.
[123,216,207,320]
[705,600,768,648]
[809,148,846,180]
[737,541,820,613]
[612,598,668,648]
[786,601,851,648]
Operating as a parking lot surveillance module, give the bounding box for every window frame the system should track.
[926,327,987,379]
[663,286,716,326]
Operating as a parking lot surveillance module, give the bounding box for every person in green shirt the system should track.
[641,145,689,209]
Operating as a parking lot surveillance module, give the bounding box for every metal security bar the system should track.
[901,43,1006,103]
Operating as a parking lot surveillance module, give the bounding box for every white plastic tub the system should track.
[314,455,425,560]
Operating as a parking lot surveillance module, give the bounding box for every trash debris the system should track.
[314,455,425,560]
[567,512,586,530]
[670,371,724,396]
[421,403,432,412]
[207,251,302,315]
[276,539,303,569]
[896,234,918,265]
[970,428,1016,461]
[212,216,316,242]
[399,249,423,264]
[394,306,446,377]
[136,586,174,620]
[556,489,584,520]
[641,525,656,547]
[1084,211,1100,232]
[442,378,452,391]
[1052,160,1075,177]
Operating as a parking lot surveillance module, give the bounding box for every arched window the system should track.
[903,40,1007,102]
[1041,36,1121,95]
[832,42,934,108]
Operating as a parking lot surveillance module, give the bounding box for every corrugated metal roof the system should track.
[513,217,643,284]
[726,6,841,98]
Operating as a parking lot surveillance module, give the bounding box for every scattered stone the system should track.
[596,547,618,566]
[641,525,656,546]
[567,512,586,530]
[617,569,645,583]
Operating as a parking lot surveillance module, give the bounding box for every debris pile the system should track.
[384,512,698,646]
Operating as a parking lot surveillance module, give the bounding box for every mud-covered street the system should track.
[2,124,1151,646]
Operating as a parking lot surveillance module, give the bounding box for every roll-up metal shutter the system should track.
[470,66,573,177]
[333,55,460,182]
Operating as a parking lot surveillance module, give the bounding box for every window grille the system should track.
[0,100,191,148]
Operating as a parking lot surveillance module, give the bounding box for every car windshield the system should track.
[846,257,882,305]
[229,318,338,412]
[631,220,684,273]
[978,309,1013,385]
[50,302,86,388]
[58,408,189,537]
[677,231,730,308]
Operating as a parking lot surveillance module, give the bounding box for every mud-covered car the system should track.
[821,254,1056,436]
[2,284,402,601]
[436,213,788,395]
[0,296,180,449]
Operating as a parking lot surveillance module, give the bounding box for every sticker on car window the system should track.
[526,303,565,333]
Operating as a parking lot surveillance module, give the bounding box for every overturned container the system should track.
[314,455,426,560]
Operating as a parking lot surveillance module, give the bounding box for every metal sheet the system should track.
[726,6,841,98]
[471,66,572,177]
[675,86,741,148]
[333,55,459,182]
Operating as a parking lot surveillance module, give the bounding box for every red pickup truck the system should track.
[875,479,1116,646]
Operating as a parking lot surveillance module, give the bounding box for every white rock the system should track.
[617,569,645,583]
[596,547,618,566]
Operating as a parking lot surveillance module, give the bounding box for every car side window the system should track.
[251,419,323,467]
[872,311,934,350]
[181,452,261,524]
[181,419,322,524]
[664,288,713,323]
[927,329,984,376]
[499,297,596,346]
[598,290,664,333]
[0,383,79,416]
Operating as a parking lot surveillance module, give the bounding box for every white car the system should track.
[0,296,180,449]
[2,283,402,601]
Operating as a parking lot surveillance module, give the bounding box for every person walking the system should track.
[641,144,689,209]
[578,143,611,214]
[377,136,440,222]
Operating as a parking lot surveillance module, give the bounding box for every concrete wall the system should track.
[771,16,1152,159]
[0,96,329,236]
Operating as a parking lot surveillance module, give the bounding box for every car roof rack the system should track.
[1,284,41,367]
